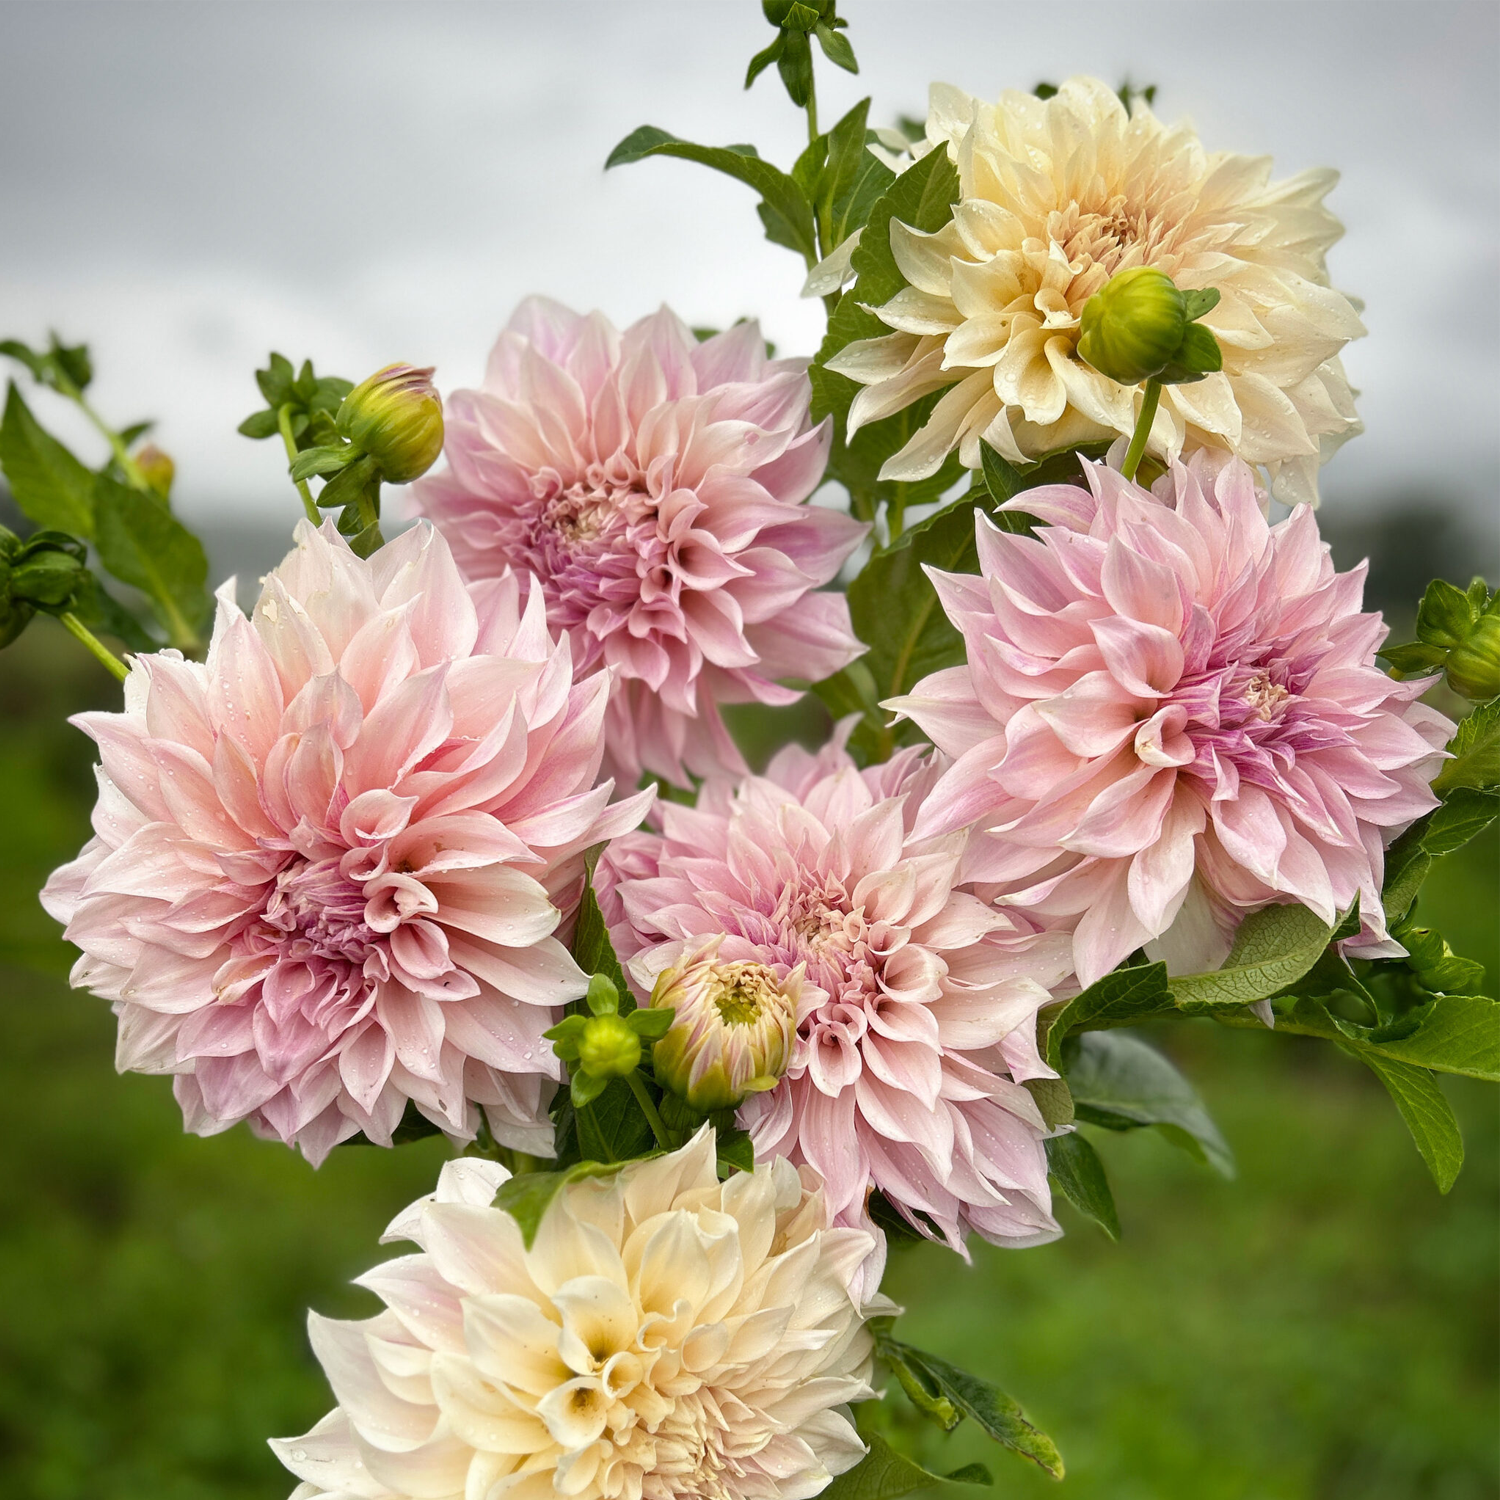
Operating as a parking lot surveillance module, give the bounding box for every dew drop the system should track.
[291,1449,307,1462]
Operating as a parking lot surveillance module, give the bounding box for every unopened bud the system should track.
[0,527,35,648]
[1446,612,1500,701]
[650,945,799,1113]
[135,444,175,499]
[10,531,89,613]
[337,364,444,484]
[577,1013,642,1080]
[1078,267,1187,386]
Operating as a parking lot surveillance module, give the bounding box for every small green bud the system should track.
[576,1012,642,1080]
[0,527,35,648]
[135,443,175,499]
[10,531,89,614]
[1446,612,1500,701]
[1077,267,1188,385]
[337,364,444,485]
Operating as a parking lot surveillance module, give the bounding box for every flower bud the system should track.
[10,531,89,613]
[576,1012,643,1080]
[1445,612,1500,701]
[649,945,799,1113]
[1077,266,1188,385]
[0,527,35,649]
[135,443,175,499]
[336,364,444,484]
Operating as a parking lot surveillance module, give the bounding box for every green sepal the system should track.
[585,973,620,1016]
[626,1006,674,1040]
[570,1070,609,1109]
[814,19,857,72]
[1416,577,1478,649]
[289,442,358,482]
[1180,287,1221,322]
[543,1014,588,1062]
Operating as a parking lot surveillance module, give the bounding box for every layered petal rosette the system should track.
[827,77,1366,505]
[415,298,868,786]
[41,520,651,1162]
[600,734,1069,1258]
[273,1131,885,1500]
[892,456,1453,987]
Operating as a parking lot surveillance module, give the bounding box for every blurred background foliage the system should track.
[0,506,1494,1499]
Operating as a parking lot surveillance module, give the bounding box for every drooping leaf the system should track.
[1365,995,1500,1081]
[92,474,211,650]
[1433,700,1500,795]
[572,846,632,1005]
[1356,1051,1464,1193]
[821,1433,991,1500]
[1422,787,1500,855]
[0,383,95,536]
[1062,1030,1234,1177]
[874,1333,1065,1479]
[492,1159,623,1248]
[1044,1132,1120,1239]
[1021,1074,1074,1128]
[1042,962,1174,1071]
[604,128,817,264]
[1170,902,1336,1013]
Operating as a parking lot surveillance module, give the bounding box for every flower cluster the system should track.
[42,520,651,1162]
[828,77,1365,504]
[274,1130,884,1500]
[415,299,868,786]
[600,734,1069,1259]
[891,454,1452,984]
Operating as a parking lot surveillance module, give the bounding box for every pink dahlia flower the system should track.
[599,731,1069,1258]
[891,455,1453,987]
[414,297,868,786]
[41,520,651,1163]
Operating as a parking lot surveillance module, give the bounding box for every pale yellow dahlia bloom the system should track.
[828,77,1366,505]
[273,1132,886,1500]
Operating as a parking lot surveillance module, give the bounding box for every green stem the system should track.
[277,404,324,526]
[626,1071,674,1151]
[805,87,819,147]
[59,611,129,682]
[1121,379,1161,482]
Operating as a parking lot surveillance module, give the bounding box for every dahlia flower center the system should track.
[709,962,782,1026]
[261,856,375,966]
[1050,197,1187,312]
[1243,669,1293,722]
[543,481,629,545]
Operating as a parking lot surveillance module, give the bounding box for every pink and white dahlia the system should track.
[41,520,651,1163]
[891,455,1453,987]
[414,297,868,786]
[600,733,1069,1258]
[273,1132,885,1500]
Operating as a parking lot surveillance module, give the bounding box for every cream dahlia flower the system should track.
[827,77,1365,506]
[273,1131,885,1500]
[41,520,651,1163]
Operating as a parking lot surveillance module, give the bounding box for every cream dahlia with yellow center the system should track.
[828,77,1366,505]
[274,1131,885,1500]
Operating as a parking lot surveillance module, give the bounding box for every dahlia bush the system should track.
[6,5,1496,1497]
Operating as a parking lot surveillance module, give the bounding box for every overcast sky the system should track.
[0,0,1495,549]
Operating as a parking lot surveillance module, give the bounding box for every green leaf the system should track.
[744,35,784,88]
[1021,1074,1074,1128]
[874,1335,1065,1479]
[844,146,962,306]
[1044,1132,1119,1239]
[67,570,157,652]
[604,127,816,264]
[573,1078,656,1164]
[818,100,894,252]
[1357,995,1500,1082]
[715,1127,756,1176]
[1180,287,1221,322]
[1378,640,1447,676]
[1169,902,1335,1013]
[1423,787,1500,855]
[1433,700,1500,795]
[1063,1030,1234,1177]
[980,441,1028,504]
[822,1433,991,1500]
[572,846,632,1005]
[92,473,211,650]
[492,1160,623,1248]
[1356,1052,1463,1192]
[815,21,859,72]
[0,383,96,536]
[1042,962,1174,1071]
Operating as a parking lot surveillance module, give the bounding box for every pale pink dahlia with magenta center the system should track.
[891,455,1453,987]
[414,297,868,786]
[599,733,1070,1258]
[42,520,651,1163]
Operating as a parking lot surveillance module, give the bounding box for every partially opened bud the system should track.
[1078,266,1188,385]
[337,364,444,484]
[135,444,175,499]
[649,944,799,1113]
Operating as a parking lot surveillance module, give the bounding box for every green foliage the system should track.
[1044,1132,1120,1240]
[0,333,94,396]
[1042,962,1175,1070]
[1382,576,1500,700]
[605,128,817,265]
[797,98,896,258]
[492,1159,625,1248]
[1062,1031,1235,1178]
[745,1,857,111]
[572,846,632,1002]
[1,382,96,536]
[1356,1052,1464,1193]
[238,353,351,451]
[875,1326,1065,1478]
[93,474,211,651]
[1170,902,1338,1014]
[822,1432,990,1500]
[1433,698,1500,795]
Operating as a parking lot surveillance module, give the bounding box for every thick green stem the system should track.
[277,404,325,526]
[626,1071,674,1151]
[59,611,129,682]
[1121,379,1161,482]
[805,88,819,147]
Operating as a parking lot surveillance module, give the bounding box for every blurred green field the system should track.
[0,616,1495,1500]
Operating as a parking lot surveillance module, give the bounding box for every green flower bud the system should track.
[0,528,35,649]
[10,531,89,613]
[650,945,798,1113]
[576,1012,642,1080]
[135,443,175,499]
[1077,267,1188,385]
[1445,612,1500,701]
[336,364,444,485]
